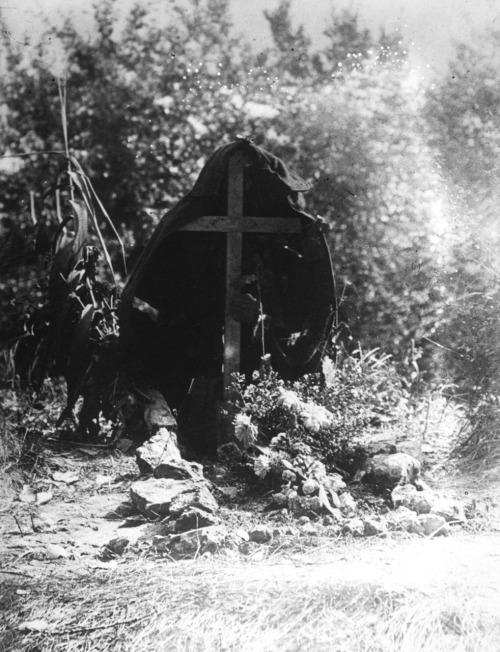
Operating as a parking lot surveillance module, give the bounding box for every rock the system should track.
[201,526,227,553]
[168,530,201,556]
[136,429,181,474]
[432,498,466,523]
[362,453,421,492]
[174,507,220,533]
[388,506,424,534]
[151,535,170,552]
[44,543,70,560]
[116,438,134,453]
[130,478,218,519]
[102,537,130,558]
[272,492,289,507]
[339,492,357,513]
[288,495,322,516]
[234,528,250,542]
[301,522,318,536]
[144,389,177,435]
[342,518,365,537]
[297,515,311,525]
[391,484,434,514]
[248,525,273,543]
[217,486,239,501]
[168,526,227,557]
[396,438,423,461]
[36,491,53,505]
[361,431,397,456]
[302,479,319,495]
[363,518,388,537]
[418,514,450,536]
[154,459,204,481]
[169,484,219,517]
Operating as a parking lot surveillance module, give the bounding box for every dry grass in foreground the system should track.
[2,553,499,652]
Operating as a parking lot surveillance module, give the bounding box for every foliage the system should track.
[230,348,411,476]
[425,30,500,459]
[0,0,499,463]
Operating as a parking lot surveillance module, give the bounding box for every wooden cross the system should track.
[179,150,301,398]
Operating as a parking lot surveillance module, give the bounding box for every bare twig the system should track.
[50,611,156,637]
[13,515,25,537]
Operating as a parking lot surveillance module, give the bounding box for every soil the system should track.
[1,446,500,583]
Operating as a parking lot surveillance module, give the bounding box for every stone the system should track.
[388,506,424,534]
[217,486,239,501]
[144,389,177,435]
[362,453,421,492]
[289,495,322,516]
[342,518,365,537]
[272,492,289,507]
[396,438,423,461]
[136,429,181,474]
[361,431,397,456]
[154,459,204,481]
[151,535,170,552]
[102,537,129,558]
[169,484,219,517]
[418,514,450,536]
[234,528,250,542]
[116,438,134,453]
[391,484,434,514]
[201,526,228,554]
[432,498,466,523]
[339,492,357,513]
[130,478,218,519]
[363,518,388,537]
[301,522,319,535]
[174,507,220,533]
[167,526,227,557]
[248,525,273,543]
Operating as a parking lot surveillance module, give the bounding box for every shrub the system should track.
[230,348,411,477]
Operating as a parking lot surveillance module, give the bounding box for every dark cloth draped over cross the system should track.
[119,139,336,412]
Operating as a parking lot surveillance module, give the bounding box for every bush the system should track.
[230,348,411,477]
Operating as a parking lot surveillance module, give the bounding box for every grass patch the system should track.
[2,556,499,652]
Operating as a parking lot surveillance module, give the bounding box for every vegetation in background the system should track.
[0,0,498,460]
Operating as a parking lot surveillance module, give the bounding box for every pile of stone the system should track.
[102,406,474,560]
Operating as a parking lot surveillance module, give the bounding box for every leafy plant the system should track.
[230,348,411,476]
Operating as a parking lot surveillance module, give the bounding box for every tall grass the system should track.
[2,555,499,652]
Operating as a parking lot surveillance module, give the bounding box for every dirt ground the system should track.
[2,447,500,651]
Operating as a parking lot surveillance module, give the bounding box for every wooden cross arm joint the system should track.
[180,215,301,233]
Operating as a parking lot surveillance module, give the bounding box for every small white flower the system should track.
[234,413,258,449]
[254,455,271,478]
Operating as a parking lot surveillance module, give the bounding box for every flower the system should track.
[234,413,258,449]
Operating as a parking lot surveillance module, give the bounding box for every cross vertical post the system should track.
[223,150,244,398]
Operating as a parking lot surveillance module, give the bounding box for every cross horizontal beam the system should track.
[180,215,301,233]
